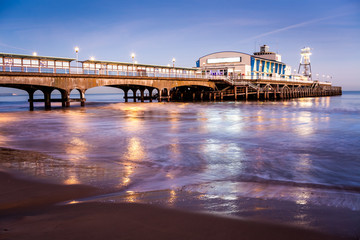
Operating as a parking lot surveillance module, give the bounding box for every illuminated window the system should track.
[31,59,39,66]
[13,58,21,66]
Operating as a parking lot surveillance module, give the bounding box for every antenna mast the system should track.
[298,47,312,80]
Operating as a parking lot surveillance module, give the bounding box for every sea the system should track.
[0,91,359,237]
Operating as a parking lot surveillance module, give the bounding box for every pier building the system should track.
[80,59,197,78]
[0,53,74,74]
[196,45,291,79]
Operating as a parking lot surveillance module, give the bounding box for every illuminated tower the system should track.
[298,47,312,79]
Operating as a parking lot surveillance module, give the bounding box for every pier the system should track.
[0,52,342,110]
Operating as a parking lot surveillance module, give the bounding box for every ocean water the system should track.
[0,92,359,235]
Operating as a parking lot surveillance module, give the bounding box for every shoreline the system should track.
[0,170,350,240]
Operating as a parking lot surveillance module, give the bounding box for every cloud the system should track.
[238,13,350,43]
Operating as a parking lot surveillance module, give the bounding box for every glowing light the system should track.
[32,52,37,56]
[168,190,177,205]
[125,137,145,161]
[74,46,79,53]
[90,56,95,61]
[64,175,80,185]
[131,53,135,59]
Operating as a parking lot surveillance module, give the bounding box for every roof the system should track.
[197,51,286,65]
[0,53,75,61]
[80,59,196,71]
[198,51,251,59]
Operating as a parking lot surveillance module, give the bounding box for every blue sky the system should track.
[0,0,359,90]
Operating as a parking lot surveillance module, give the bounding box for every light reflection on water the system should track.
[0,93,360,215]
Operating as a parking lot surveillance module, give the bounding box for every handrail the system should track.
[0,63,332,85]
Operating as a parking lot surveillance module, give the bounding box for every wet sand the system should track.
[0,171,346,240]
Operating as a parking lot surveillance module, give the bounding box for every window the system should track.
[63,62,69,67]
[56,61,62,67]
[31,59,39,66]
[48,61,54,67]
[4,58,13,65]
[13,58,21,66]
[40,60,47,67]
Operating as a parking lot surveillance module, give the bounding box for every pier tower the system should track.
[298,47,312,79]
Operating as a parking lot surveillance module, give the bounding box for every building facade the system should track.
[196,45,290,79]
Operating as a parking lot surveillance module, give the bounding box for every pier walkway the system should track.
[0,60,342,110]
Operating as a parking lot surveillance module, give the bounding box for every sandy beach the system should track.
[0,171,348,240]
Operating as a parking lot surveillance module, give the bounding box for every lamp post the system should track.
[74,47,79,74]
[172,58,175,76]
[131,53,135,76]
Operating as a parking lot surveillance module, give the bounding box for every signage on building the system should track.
[207,57,241,64]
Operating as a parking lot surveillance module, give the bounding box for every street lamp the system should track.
[32,52,37,56]
[74,46,79,74]
[131,53,135,75]
[172,58,176,77]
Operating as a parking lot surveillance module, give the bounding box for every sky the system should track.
[0,0,359,91]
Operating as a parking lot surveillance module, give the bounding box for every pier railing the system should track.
[0,63,332,86]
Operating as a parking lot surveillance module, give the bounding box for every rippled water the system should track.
[0,92,360,235]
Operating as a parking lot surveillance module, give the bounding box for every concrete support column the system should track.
[61,91,68,107]
[158,89,162,102]
[140,89,144,102]
[166,89,170,102]
[133,89,137,102]
[220,92,224,100]
[44,91,51,110]
[28,89,35,111]
[80,90,86,107]
[200,92,203,101]
[124,89,128,102]
[149,89,153,102]
[245,87,248,100]
[256,90,260,100]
